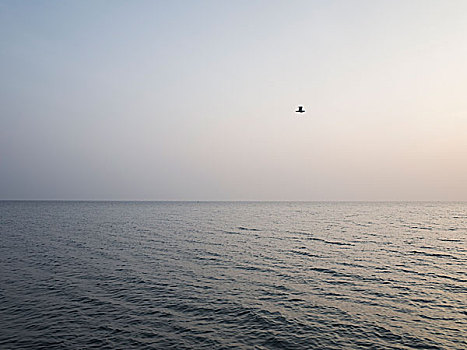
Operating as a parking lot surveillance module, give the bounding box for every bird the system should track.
[295,106,305,113]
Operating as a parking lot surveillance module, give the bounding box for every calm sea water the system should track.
[0,201,466,349]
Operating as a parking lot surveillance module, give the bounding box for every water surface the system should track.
[1,201,466,349]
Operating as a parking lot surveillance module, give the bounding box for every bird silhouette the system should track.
[295,106,305,113]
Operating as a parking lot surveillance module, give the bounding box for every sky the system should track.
[1,0,466,201]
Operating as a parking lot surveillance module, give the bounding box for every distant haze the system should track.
[1,0,466,200]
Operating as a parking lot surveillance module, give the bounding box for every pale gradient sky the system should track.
[1,0,466,200]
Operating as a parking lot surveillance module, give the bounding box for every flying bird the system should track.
[295,106,305,113]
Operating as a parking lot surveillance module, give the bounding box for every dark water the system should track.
[1,201,466,349]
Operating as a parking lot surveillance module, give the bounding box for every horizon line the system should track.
[1,199,465,203]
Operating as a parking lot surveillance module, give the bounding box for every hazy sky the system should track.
[1,0,466,200]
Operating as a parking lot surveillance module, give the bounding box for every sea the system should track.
[0,201,466,349]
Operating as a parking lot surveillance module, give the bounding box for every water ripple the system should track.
[1,201,466,349]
